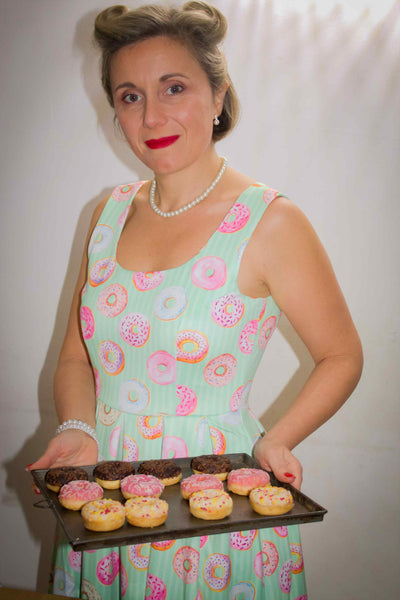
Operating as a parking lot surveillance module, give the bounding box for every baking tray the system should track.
[31,453,327,551]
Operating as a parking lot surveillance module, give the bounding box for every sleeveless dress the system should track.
[52,182,307,599]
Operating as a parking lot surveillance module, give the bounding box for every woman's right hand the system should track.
[28,430,99,472]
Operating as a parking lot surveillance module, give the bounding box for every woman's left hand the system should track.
[253,435,303,490]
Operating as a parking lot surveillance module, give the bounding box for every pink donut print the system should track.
[258,299,267,321]
[191,256,227,290]
[97,284,128,318]
[203,553,231,592]
[119,312,150,347]
[263,187,279,205]
[218,202,250,233]
[147,351,176,385]
[132,271,165,291]
[203,354,237,387]
[273,526,288,537]
[109,426,121,458]
[146,573,167,600]
[229,530,258,551]
[200,535,209,549]
[162,435,188,459]
[211,293,244,328]
[94,368,101,398]
[229,381,252,412]
[68,549,82,572]
[118,206,130,229]
[80,306,95,340]
[290,543,304,575]
[254,541,279,580]
[123,434,139,461]
[258,316,277,351]
[98,340,125,375]
[176,330,208,363]
[173,546,200,584]
[210,426,226,454]
[151,540,176,551]
[89,257,116,287]
[238,319,258,353]
[176,384,197,416]
[121,564,128,597]
[279,559,293,594]
[112,182,144,202]
[96,551,120,586]
[137,415,163,440]
[128,544,150,570]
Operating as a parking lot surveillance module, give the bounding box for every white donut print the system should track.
[119,312,150,347]
[88,224,114,255]
[53,568,75,597]
[97,284,128,318]
[203,553,231,592]
[98,402,121,426]
[89,257,116,287]
[229,581,255,600]
[153,286,188,320]
[211,293,244,328]
[118,379,150,414]
[203,354,237,387]
[98,340,125,375]
[176,330,209,363]
[123,434,139,461]
[191,256,227,290]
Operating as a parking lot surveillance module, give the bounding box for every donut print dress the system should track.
[53,182,307,599]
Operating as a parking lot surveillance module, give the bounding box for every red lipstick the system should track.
[145,135,179,149]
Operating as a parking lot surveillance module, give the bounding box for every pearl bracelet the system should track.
[55,419,99,446]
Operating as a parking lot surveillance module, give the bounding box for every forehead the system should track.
[110,36,209,87]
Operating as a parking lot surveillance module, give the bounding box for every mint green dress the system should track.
[53,182,307,599]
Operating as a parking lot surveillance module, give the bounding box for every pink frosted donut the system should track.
[218,202,250,233]
[147,351,176,385]
[176,330,208,363]
[191,256,226,290]
[229,529,258,551]
[132,271,165,291]
[173,546,200,584]
[97,284,128,318]
[290,543,304,574]
[229,382,252,412]
[162,435,188,459]
[121,474,164,499]
[128,544,150,570]
[203,354,237,387]
[176,384,197,416]
[119,312,150,347]
[59,480,103,511]
[210,426,226,454]
[146,573,167,600]
[89,257,116,287]
[227,468,270,495]
[258,299,267,321]
[137,415,163,440]
[254,540,279,580]
[258,316,277,350]
[98,340,125,375]
[98,402,120,426]
[211,293,244,328]
[96,551,120,586]
[263,187,279,204]
[151,539,175,551]
[109,425,121,457]
[80,306,95,340]
[112,182,143,202]
[238,320,258,354]
[123,434,139,461]
[200,535,209,548]
[180,473,223,500]
[203,553,231,592]
[279,559,293,594]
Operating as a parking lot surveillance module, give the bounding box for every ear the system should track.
[214,80,229,116]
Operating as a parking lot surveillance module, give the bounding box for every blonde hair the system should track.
[94,1,239,141]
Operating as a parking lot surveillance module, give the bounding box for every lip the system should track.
[145,135,180,149]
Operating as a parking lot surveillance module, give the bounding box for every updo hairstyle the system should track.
[94,1,239,141]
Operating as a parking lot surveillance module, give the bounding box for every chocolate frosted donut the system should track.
[93,461,135,489]
[45,466,89,493]
[191,454,232,481]
[138,459,182,486]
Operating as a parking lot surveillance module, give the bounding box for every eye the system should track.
[166,84,184,96]
[122,92,141,104]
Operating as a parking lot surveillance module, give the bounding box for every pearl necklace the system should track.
[149,157,228,218]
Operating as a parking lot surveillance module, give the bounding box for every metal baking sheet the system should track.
[31,453,327,551]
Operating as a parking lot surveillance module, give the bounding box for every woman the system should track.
[30,1,362,598]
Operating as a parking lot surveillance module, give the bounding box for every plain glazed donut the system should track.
[180,473,223,500]
[173,546,200,584]
[249,486,294,515]
[58,480,103,511]
[227,468,270,496]
[121,474,164,499]
[203,552,231,591]
[189,489,233,520]
[81,499,125,532]
[125,496,168,528]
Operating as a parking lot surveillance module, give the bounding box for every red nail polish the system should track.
[284,472,294,478]
[25,464,33,471]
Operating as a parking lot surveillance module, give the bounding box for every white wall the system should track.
[1,0,399,597]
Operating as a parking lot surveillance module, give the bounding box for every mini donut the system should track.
[58,480,103,511]
[89,257,116,287]
[191,256,227,290]
[98,340,125,375]
[217,202,250,233]
[132,270,165,291]
[180,473,223,500]
[138,459,182,486]
[125,496,168,528]
[97,283,128,318]
[189,489,233,520]
[203,553,231,591]
[93,460,135,489]
[191,454,232,481]
[146,351,176,385]
[153,286,188,321]
[211,293,244,328]
[176,330,208,363]
[227,468,270,496]
[80,306,95,340]
[121,474,164,499]
[203,353,237,388]
[45,466,89,493]
[249,486,294,515]
[81,499,125,532]
[119,312,150,347]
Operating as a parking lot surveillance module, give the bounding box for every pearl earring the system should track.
[213,115,220,126]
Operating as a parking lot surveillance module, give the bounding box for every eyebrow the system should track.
[113,73,189,93]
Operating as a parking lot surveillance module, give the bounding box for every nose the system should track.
[143,96,167,129]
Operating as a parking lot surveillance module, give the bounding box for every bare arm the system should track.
[252,198,363,488]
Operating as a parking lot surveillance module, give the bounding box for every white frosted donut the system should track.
[119,312,150,347]
[203,553,231,591]
[80,306,95,340]
[176,330,208,363]
[132,271,165,291]
[128,544,150,570]
[203,354,237,387]
[98,402,121,426]
[230,582,255,600]
[89,257,116,287]
[173,546,200,584]
[153,286,187,320]
[238,319,258,354]
[217,202,250,233]
[97,284,128,318]
[123,434,139,461]
[98,340,125,375]
[125,496,168,527]
[147,351,176,385]
[175,384,197,416]
[258,316,277,350]
[191,256,227,290]
[189,489,233,520]
[88,224,114,254]
[211,293,244,328]
[118,378,150,413]
[249,486,294,515]
[137,415,163,440]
